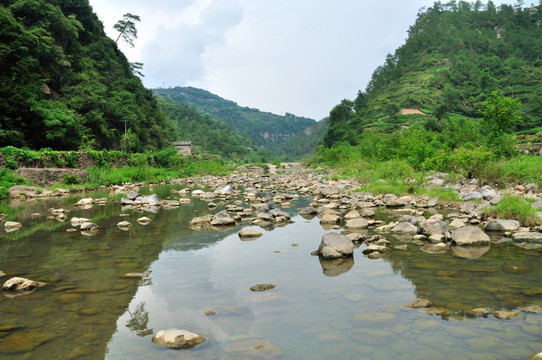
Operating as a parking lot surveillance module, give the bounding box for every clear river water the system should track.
[0,183,542,360]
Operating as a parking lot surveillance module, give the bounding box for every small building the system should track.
[173,141,192,155]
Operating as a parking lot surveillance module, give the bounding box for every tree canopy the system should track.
[0,0,174,151]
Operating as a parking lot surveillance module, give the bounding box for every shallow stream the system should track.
[1,184,542,359]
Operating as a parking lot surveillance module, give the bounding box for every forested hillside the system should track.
[324,1,542,147]
[153,87,317,155]
[158,98,261,160]
[0,0,174,151]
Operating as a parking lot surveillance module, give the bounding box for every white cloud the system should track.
[89,0,514,120]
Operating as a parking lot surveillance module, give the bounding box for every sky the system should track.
[89,0,512,120]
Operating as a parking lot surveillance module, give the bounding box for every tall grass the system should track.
[484,196,541,227]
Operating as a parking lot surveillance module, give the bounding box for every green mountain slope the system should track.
[158,98,259,159]
[0,0,174,151]
[153,87,317,156]
[324,1,542,147]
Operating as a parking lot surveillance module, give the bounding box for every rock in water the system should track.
[317,232,354,259]
[3,277,46,293]
[211,210,236,226]
[151,328,205,349]
[4,221,22,232]
[238,229,263,240]
[451,226,490,246]
[80,222,100,231]
[484,219,520,232]
[250,284,276,292]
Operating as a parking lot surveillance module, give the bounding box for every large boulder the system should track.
[151,328,205,349]
[138,194,161,206]
[460,191,483,201]
[484,219,520,232]
[317,233,354,260]
[418,219,449,237]
[451,226,490,246]
[391,222,418,234]
[512,232,542,243]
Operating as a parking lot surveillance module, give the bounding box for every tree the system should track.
[479,91,522,139]
[114,13,140,47]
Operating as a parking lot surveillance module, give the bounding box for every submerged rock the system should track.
[151,328,205,349]
[223,338,283,360]
[404,299,432,309]
[493,311,519,320]
[317,233,354,260]
[0,331,56,354]
[250,284,276,292]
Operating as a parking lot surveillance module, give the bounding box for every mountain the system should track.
[152,87,317,156]
[323,1,542,147]
[0,0,174,151]
[158,98,260,160]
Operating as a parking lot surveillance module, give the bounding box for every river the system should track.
[1,182,541,359]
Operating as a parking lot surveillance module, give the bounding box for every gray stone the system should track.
[391,222,418,234]
[362,244,389,255]
[137,216,151,225]
[211,210,236,226]
[493,311,519,320]
[526,183,539,193]
[512,232,542,243]
[418,219,449,237]
[489,195,503,205]
[318,233,354,259]
[238,229,263,240]
[127,191,140,200]
[451,226,490,246]
[299,206,318,216]
[531,201,542,209]
[399,215,421,226]
[527,352,542,360]
[80,222,100,231]
[427,197,439,207]
[480,185,498,200]
[461,191,483,201]
[4,221,22,231]
[319,214,340,224]
[404,299,432,308]
[138,194,161,206]
[484,219,520,232]
[345,218,369,230]
[152,328,205,349]
[344,210,361,220]
[116,221,132,230]
[3,277,45,292]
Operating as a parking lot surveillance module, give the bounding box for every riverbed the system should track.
[1,182,542,359]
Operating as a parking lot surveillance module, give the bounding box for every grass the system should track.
[484,196,541,227]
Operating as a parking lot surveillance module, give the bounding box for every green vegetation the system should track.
[316,1,542,193]
[153,87,318,158]
[158,98,261,161]
[0,146,235,198]
[0,0,174,151]
[484,196,541,227]
[0,169,30,199]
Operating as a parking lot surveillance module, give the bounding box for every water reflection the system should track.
[2,185,542,359]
